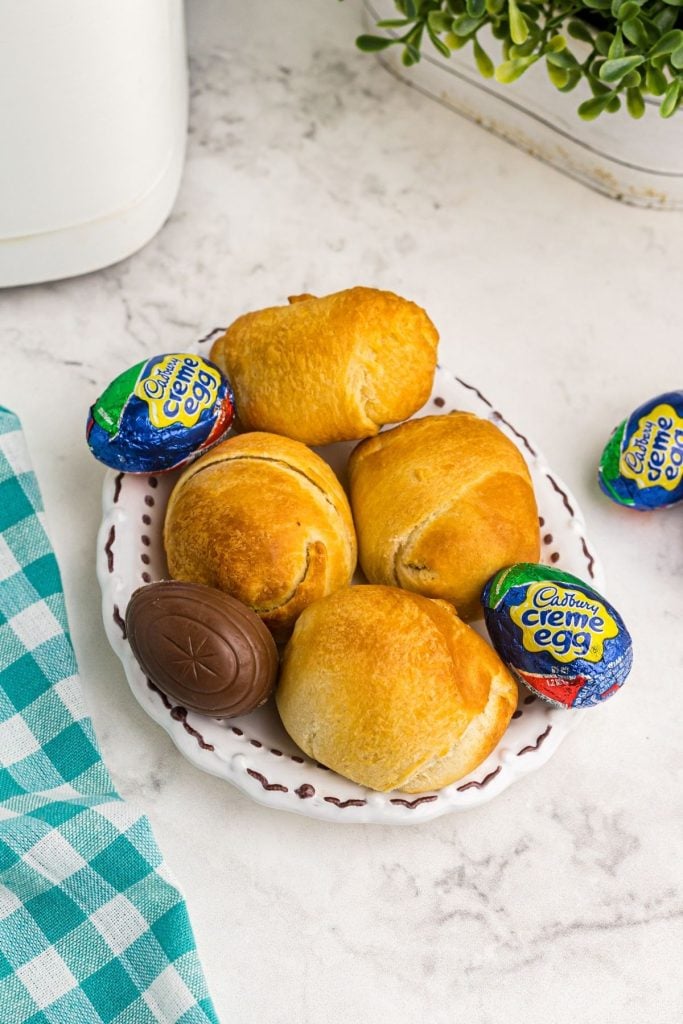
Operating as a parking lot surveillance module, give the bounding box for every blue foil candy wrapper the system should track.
[482,563,633,709]
[598,390,683,510]
[86,353,235,473]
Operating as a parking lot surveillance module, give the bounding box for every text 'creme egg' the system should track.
[482,563,633,709]
[598,390,683,510]
[86,352,235,473]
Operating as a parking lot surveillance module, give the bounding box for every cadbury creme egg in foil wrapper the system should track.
[86,353,235,473]
[482,563,633,709]
[598,390,683,510]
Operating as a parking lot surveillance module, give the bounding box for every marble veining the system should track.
[0,1,681,1022]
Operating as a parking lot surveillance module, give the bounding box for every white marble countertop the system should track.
[1,1,681,1021]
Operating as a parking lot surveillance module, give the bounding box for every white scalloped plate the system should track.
[97,349,603,823]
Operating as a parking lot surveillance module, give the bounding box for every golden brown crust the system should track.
[164,433,357,638]
[348,413,541,622]
[210,287,439,445]
[398,625,518,792]
[276,586,517,793]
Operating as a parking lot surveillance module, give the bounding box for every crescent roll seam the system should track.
[176,453,354,547]
[250,541,316,615]
[346,364,380,438]
[390,469,495,585]
[180,454,335,507]
[401,669,516,792]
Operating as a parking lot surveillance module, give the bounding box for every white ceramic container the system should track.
[363,0,683,210]
[0,0,188,287]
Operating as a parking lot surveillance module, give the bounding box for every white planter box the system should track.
[363,0,683,209]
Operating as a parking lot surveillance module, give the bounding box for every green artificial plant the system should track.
[356,0,683,119]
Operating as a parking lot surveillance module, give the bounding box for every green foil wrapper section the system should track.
[92,360,146,437]
[485,562,591,609]
[598,420,633,506]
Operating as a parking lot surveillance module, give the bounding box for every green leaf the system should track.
[645,63,668,95]
[428,11,453,33]
[617,1,640,21]
[486,0,506,13]
[599,55,645,82]
[547,59,569,89]
[427,28,452,58]
[567,20,595,45]
[546,49,580,69]
[660,0,683,6]
[671,44,683,69]
[626,86,646,117]
[356,34,394,52]
[402,44,421,66]
[653,8,678,32]
[495,55,538,83]
[444,31,467,50]
[660,79,682,116]
[622,69,642,87]
[595,32,613,56]
[518,2,541,21]
[582,0,612,10]
[588,71,610,94]
[546,35,567,53]
[638,18,661,49]
[465,0,487,17]
[648,29,683,58]
[376,19,413,28]
[622,17,650,49]
[473,39,495,78]
[510,40,539,58]
[606,93,622,112]
[578,94,612,119]
[508,0,529,45]
[451,14,484,36]
[558,69,582,92]
[608,30,625,59]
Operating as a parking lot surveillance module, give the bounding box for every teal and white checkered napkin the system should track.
[0,408,218,1024]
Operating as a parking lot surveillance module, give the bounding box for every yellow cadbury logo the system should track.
[134,355,220,430]
[510,583,619,664]
[620,404,683,493]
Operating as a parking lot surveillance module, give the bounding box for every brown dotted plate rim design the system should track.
[96,359,601,825]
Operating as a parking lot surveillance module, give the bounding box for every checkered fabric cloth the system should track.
[0,408,218,1024]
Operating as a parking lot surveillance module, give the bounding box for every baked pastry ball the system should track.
[164,432,357,638]
[348,413,540,622]
[276,586,518,793]
[209,287,439,445]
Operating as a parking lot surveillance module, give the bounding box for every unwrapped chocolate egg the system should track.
[598,391,683,510]
[87,353,235,473]
[482,563,632,709]
[125,581,278,717]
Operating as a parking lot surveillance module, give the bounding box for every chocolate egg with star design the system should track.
[482,563,633,709]
[125,581,278,717]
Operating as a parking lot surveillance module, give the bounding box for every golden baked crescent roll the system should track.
[276,586,518,793]
[164,432,357,638]
[348,413,540,622]
[210,287,439,445]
